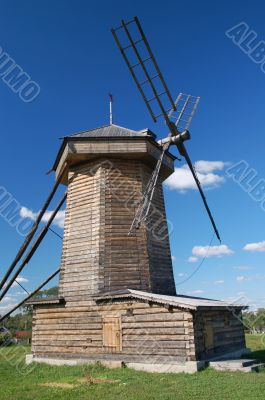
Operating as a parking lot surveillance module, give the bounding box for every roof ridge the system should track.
[67,124,111,138]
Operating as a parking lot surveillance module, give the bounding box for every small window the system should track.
[102,316,122,352]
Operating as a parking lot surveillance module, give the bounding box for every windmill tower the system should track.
[7,17,246,371]
[54,124,177,300]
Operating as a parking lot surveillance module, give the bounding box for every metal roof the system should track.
[95,289,246,310]
[65,124,156,139]
[26,297,64,305]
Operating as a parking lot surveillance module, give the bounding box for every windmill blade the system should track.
[176,141,221,242]
[169,93,200,133]
[111,17,175,126]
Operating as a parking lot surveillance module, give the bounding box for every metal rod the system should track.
[0,268,60,322]
[0,192,67,302]
[109,93,113,124]
[0,164,67,292]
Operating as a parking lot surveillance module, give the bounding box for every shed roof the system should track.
[95,289,246,310]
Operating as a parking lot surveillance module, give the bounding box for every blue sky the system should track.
[0,0,265,314]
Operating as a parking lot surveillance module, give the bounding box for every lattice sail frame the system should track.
[169,93,200,133]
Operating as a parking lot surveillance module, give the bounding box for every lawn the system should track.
[0,335,264,400]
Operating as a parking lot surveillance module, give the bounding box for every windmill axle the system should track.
[157,129,191,147]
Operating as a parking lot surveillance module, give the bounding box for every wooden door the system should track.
[204,320,214,351]
[102,317,122,352]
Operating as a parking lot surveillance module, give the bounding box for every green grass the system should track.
[0,334,264,400]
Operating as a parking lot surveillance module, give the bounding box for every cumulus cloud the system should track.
[20,207,65,229]
[11,275,29,288]
[191,244,234,258]
[243,241,265,252]
[187,256,199,263]
[214,280,225,285]
[165,160,227,192]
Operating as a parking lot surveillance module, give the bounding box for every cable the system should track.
[176,232,215,286]
[14,280,30,295]
[0,268,60,322]
[48,227,63,240]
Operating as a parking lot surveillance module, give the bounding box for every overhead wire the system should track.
[176,232,215,286]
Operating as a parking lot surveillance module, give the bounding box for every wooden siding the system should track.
[193,309,246,360]
[55,139,175,182]
[59,158,175,302]
[32,300,195,363]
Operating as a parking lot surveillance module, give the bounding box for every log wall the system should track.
[32,300,195,363]
[193,309,246,360]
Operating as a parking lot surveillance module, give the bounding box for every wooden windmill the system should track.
[0,17,248,373]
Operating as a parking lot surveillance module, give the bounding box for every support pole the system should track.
[0,192,67,302]
[0,268,60,322]
[0,164,67,291]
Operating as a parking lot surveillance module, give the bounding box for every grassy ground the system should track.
[0,334,264,400]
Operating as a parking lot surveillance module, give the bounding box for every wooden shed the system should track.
[27,124,248,372]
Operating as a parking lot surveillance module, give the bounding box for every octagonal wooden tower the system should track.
[55,124,176,299]
[28,124,248,372]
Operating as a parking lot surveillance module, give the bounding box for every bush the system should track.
[0,332,13,346]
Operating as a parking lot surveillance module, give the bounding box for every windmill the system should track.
[111,17,220,241]
[0,18,249,371]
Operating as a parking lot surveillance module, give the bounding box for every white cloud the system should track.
[20,207,36,220]
[1,295,15,303]
[41,210,65,229]
[243,241,265,252]
[0,304,15,314]
[171,256,176,262]
[192,244,233,258]
[214,280,225,285]
[20,207,65,229]
[16,276,28,284]
[4,275,29,289]
[188,290,205,295]
[236,274,265,283]
[187,256,198,263]
[10,275,29,288]
[178,272,187,277]
[233,265,253,271]
[165,160,226,192]
[236,276,251,283]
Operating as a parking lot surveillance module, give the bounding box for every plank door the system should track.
[102,317,122,353]
[204,320,214,351]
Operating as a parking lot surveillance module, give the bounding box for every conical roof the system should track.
[64,124,156,139]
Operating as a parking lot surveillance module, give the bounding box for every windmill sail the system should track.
[112,17,221,241]
[111,17,175,126]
